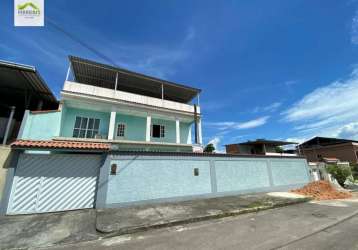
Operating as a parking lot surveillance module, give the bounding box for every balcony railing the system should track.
[63,81,199,114]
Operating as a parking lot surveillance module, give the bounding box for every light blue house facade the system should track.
[2,56,310,216]
[18,56,203,152]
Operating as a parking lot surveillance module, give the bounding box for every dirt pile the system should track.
[291,181,352,200]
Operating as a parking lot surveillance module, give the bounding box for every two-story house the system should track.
[18,56,203,152]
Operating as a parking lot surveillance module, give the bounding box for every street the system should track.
[43,198,358,250]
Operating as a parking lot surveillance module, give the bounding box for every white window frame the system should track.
[151,124,165,138]
[73,116,100,139]
[116,122,126,138]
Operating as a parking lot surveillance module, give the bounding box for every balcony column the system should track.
[176,118,180,144]
[197,117,203,145]
[108,111,116,140]
[2,106,15,145]
[146,115,151,142]
[187,126,192,144]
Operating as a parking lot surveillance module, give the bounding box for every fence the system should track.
[96,153,310,208]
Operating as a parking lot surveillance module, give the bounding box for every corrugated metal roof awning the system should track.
[0,60,57,104]
[69,56,201,104]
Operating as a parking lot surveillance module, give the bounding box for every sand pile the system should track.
[291,181,351,200]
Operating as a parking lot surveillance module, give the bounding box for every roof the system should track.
[227,139,298,147]
[69,56,201,103]
[11,140,110,151]
[300,137,358,148]
[0,60,57,105]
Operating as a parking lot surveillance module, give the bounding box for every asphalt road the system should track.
[43,199,358,250]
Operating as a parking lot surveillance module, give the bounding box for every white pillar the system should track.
[2,106,15,145]
[161,83,164,100]
[17,110,29,139]
[176,118,180,144]
[114,72,118,91]
[146,115,151,142]
[198,117,202,145]
[187,126,192,144]
[108,111,116,140]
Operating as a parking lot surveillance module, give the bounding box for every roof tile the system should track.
[11,140,110,150]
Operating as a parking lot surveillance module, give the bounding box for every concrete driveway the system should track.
[42,198,358,250]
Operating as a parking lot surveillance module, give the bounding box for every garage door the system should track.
[7,153,102,214]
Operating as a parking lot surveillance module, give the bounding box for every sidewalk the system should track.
[0,192,309,249]
[96,192,309,236]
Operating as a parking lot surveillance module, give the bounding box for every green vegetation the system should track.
[275,146,284,153]
[204,143,215,153]
[326,164,352,186]
[350,164,358,180]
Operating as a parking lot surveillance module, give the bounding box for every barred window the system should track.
[117,123,126,137]
[73,116,100,138]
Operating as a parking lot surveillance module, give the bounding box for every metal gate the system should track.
[7,153,102,214]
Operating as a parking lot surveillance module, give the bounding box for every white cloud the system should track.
[236,116,269,129]
[282,66,358,139]
[285,137,308,145]
[335,122,358,140]
[253,102,282,113]
[206,116,269,131]
[207,136,225,153]
[352,10,358,45]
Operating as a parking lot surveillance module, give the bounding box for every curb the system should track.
[96,197,311,237]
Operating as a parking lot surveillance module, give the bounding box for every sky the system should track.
[2,1,358,152]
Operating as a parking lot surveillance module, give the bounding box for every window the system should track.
[152,124,165,138]
[73,116,100,138]
[117,123,126,137]
[194,168,199,176]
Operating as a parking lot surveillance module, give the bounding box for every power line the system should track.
[45,17,119,67]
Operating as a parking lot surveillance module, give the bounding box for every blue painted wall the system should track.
[99,155,310,207]
[270,159,311,186]
[60,107,110,138]
[61,106,193,144]
[113,114,146,141]
[150,118,175,143]
[106,159,212,203]
[20,111,61,140]
[215,159,270,192]
[180,122,192,144]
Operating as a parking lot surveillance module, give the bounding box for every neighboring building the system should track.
[299,137,358,164]
[225,139,298,156]
[17,56,203,152]
[0,60,58,144]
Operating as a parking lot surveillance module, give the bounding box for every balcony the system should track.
[63,81,200,114]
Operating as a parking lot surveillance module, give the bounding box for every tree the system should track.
[204,143,215,153]
[326,164,352,186]
[275,146,284,153]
